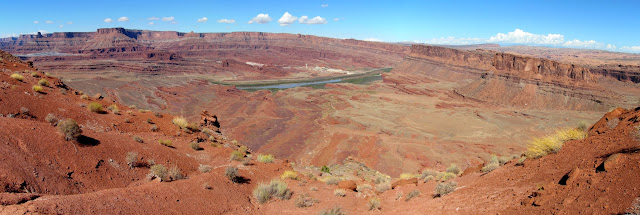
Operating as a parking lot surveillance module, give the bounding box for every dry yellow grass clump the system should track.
[525,128,587,159]
[10,73,24,81]
[172,117,189,128]
[281,170,298,180]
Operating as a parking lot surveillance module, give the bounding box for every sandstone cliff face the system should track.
[408,45,593,82]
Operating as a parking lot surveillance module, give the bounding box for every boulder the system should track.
[337,180,357,191]
[391,178,418,189]
[559,167,581,185]
[597,153,623,172]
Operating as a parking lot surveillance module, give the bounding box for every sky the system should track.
[1,0,639,53]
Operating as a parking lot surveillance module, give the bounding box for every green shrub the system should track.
[159,139,172,147]
[321,165,331,174]
[87,102,104,113]
[253,179,292,204]
[198,164,211,173]
[405,189,420,201]
[318,207,345,215]
[281,170,298,180]
[126,152,138,168]
[225,166,239,183]
[45,113,57,124]
[526,128,587,159]
[294,193,318,208]
[37,79,49,86]
[150,164,168,181]
[189,142,201,150]
[132,136,143,143]
[257,154,275,163]
[367,197,381,211]
[32,85,44,93]
[168,166,184,181]
[434,181,457,197]
[333,189,346,197]
[481,155,499,173]
[57,118,82,141]
[446,164,461,175]
[230,150,244,161]
[10,73,23,81]
[375,182,391,193]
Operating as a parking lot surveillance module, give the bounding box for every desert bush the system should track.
[20,107,29,114]
[481,155,500,173]
[154,112,162,118]
[168,166,184,181]
[374,176,389,184]
[424,175,436,182]
[57,118,82,141]
[334,189,346,197]
[517,156,527,165]
[37,79,49,86]
[318,207,345,215]
[294,193,318,208]
[420,169,438,180]
[399,173,419,179]
[525,128,586,159]
[253,179,292,204]
[150,125,159,132]
[446,164,461,175]
[31,72,39,77]
[87,102,104,113]
[356,184,373,193]
[225,166,239,183]
[45,72,52,77]
[405,189,420,201]
[434,181,457,197]
[375,182,391,193]
[627,197,640,214]
[80,94,89,100]
[198,164,212,173]
[150,164,168,181]
[32,85,43,93]
[281,170,298,180]
[395,191,404,200]
[325,177,340,185]
[577,121,588,132]
[124,118,131,123]
[321,165,331,174]
[107,104,119,114]
[436,172,456,181]
[367,197,381,211]
[159,139,172,147]
[230,150,244,161]
[189,142,201,150]
[126,152,138,168]
[45,113,57,124]
[498,156,510,166]
[172,117,189,129]
[132,136,144,143]
[257,154,275,163]
[10,73,23,81]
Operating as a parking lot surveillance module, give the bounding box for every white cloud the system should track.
[33,21,39,24]
[332,18,340,21]
[299,16,327,24]
[118,17,129,22]
[197,17,208,23]
[620,46,640,53]
[148,22,154,25]
[606,44,616,50]
[1,33,18,38]
[363,38,383,42]
[278,12,297,26]
[148,17,160,20]
[170,21,178,24]
[217,19,235,24]
[248,14,271,24]
[45,20,54,24]
[562,39,602,48]
[58,25,64,28]
[424,37,486,45]
[321,4,328,7]
[162,17,175,22]
[488,29,564,45]
[104,18,113,23]
[67,21,73,25]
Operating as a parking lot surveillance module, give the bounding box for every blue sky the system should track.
[1,0,639,52]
